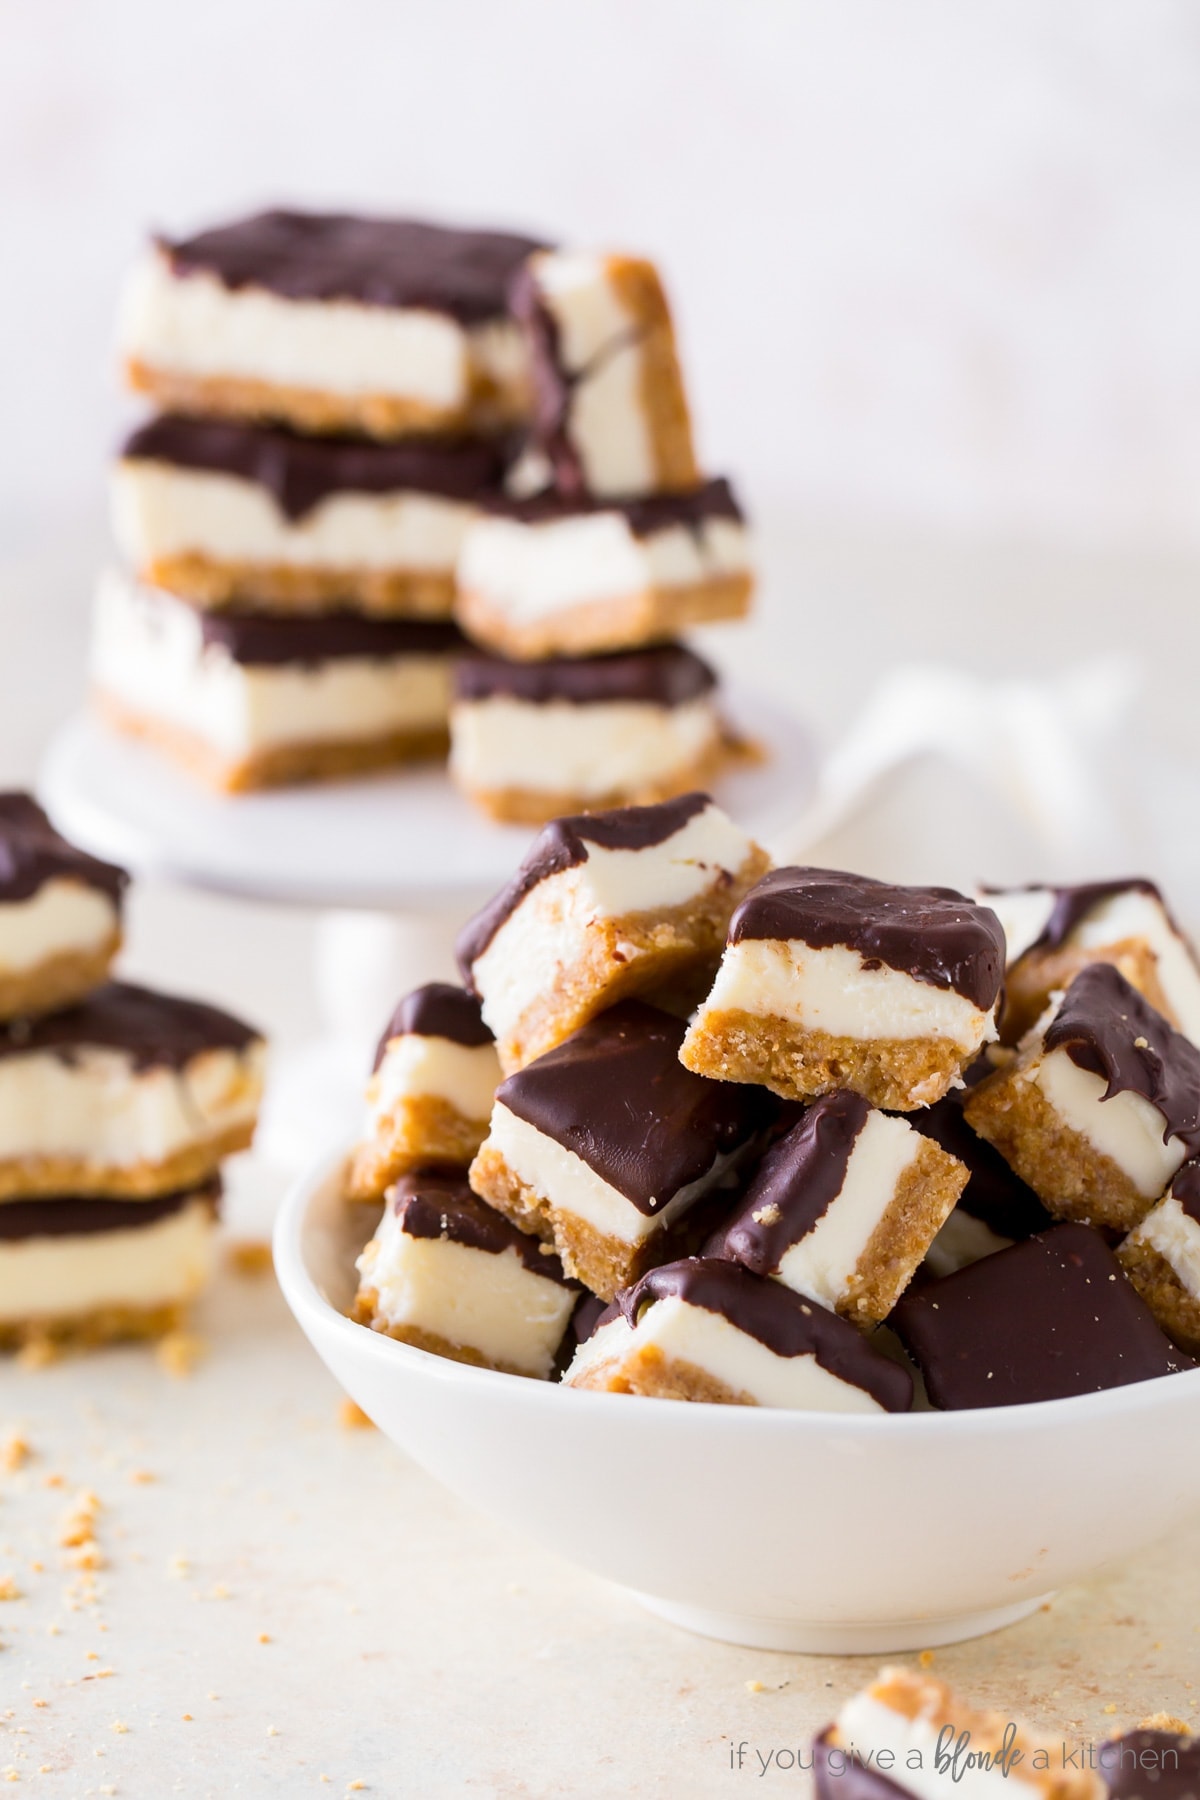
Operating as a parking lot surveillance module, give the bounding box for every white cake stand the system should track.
[39,691,817,1174]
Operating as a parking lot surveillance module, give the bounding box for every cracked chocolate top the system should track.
[389,1169,576,1286]
[193,607,466,668]
[158,209,548,321]
[0,793,128,907]
[1171,1161,1200,1228]
[1101,1731,1200,1800]
[705,1091,872,1273]
[480,476,743,534]
[892,1223,1193,1409]
[122,415,515,521]
[604,1257,912,1410]
[373,983,492,1069]
[494,1000,766,1214]
[453,643,716,709]
[910,1088,1051,1239]
[0,981,261,1071]
[456,791,715,975]
[1042,963,1200,1154]
[0,1180,221,1241]
[729,867,1006,1010]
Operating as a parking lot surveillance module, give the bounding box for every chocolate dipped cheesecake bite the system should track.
[1118,1160,1200,1355]
[0,794,129,1021]
[912,1084,1053,1276]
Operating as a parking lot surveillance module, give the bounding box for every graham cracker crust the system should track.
[568,1339,753,1403]
[609,256,698,493]
[141,553,456,619]
[346,1094,490,1202]
[1118,1234,1200,1354]
[350,1292,541,1378]
[1002,938,1170,1043]
[0,1300,186,1353]
[842,1137,969,1325]
[455,571,753,663]
[0,933,122,1023]
[0,1119,255,1203]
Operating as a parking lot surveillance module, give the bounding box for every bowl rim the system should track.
[275,1145,1200,1437]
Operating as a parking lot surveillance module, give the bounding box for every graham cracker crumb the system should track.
[181,1714,192,1722]
[110,1720,128,1734]
[1,1435,30,1472]
[918,1650,936,1668]
[227,1240,274,1278]
[128,1470,156,1485]
[0,1576,21,1601]
[257,1632,271,1644]
[1139,1714,1192,1734]
[745,1679,765,1693]
[750,1204,781,1226]
[266,1725,279,1738]
[1103,1704,1118,1715]
[338,1398,374,1431]
[157,1332,206,1378]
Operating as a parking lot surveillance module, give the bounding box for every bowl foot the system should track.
[629,1591,1053,1654]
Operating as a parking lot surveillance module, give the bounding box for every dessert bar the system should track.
[913,1084,1052,1275]
[1118,1160,1200,1354]
[0,793,128,1021]
[1102,1726,1200,1800]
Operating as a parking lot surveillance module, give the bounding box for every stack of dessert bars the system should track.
[97,208,756,819]
[0,794,264,1353]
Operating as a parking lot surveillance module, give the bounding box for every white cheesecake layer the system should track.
[0,880,117,976]
[696,939,996,1053]
[1125,1192,1200,1300]
[774,1111,924,1310]
[834,1691,1043,1800]
[469,801,757,1047]
[924,1206,1011,1278]
[449,695,720,798]
[113,461,475,576]
[564,1298,888,1413]
[458,511,749,622]
[92,573,452,756]
[1034,1048,1188,1198]
[0,1042,265,1171]
[355,1216,575,1379]
[0,1198,217,1325]
[367,1034,500,1128]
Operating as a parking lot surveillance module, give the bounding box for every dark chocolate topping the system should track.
[605,1257,912,1410]
[193,608,466,668]
[910,1089,1051,1240]
[159,209,547,322]
[0,981,261,1071]
[1172,1160,1200,1228]
[452,643,716,709]
[480,475,743,534]
[729,867,1005,1010]
[1042,963,1200,1154]
[494,1000,766,1214]
[0,793,128,906]
[509,260,588,498]
[389,1169,577,1287]
[892,1223,1194,1409]
[373,983,492,1069]
[1100,1729,1200,1800]
[122,415,515,521]
[985,878,1174,958]
[455,792,715,977]
[0,1180,220,1242]
[705,1092,872,1273]
[813,1728,917,1800]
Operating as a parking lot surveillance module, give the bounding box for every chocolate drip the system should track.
[910,1090,1050,1239]
[481,476,743,534]
[194,609,466,668]
[453,644,716,709]
[1172,1161,1200,1228]
[373,983,492,1069]
[455,792,714,976]
[705,1092,872,1273]
[0,1180,220,1242]
[1042,963,1200,1154]
[0,793,128,906]
[608,1257,912,1410]
[1101,1730,1200,1800]
[494,1000,766,1214]
[892,1223,1194,1409]
[159,210,548,322]
[813,1729,917,1800]
[0,981,260,1071]
[390,1169,576,1287]
[122,415,516,521]
[729,868,1005,1011]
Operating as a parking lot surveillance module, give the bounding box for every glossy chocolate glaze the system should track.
[389,1169,576,1287]
[373,983,493,1069]
[1042,963,1200,1154]
[892,1223,1194,1409]
[480,475,743,535]
[1171,1161,1200,1229]
[452,643,716,709]
[0,793,128,906]
[0,981,260,1072]
[509,260,588,497]
[729,867,1005,1010]
[122,415,515,521]
[705,1091,872,1273]
[159,209,547,322]
[1100,1729,1200,1800]
[194,608,466,668]
[985,878,1174,957]
[910,1089,1051,1239]
[0,1179,220,1242]
[813,1729,916,1800]
[455,791,715,976]
[494,999,766,1214]
[604,1257,912,1410]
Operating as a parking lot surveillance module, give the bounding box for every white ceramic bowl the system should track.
[275,1151,1200,1655]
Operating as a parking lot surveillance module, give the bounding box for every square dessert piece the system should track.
[1100,1728,1200,1800]
[985,878,1200,1044]
[449,644,735,824]
[563,1257,912,1411]
[511,249,697,499]
[118,209,546,438]
[0,794,128,1021]
[892,1223,1193,1409]
[680,868,1005,1111]
[705,1091,967,1326]
[963,963,1200,1231]
[1118,1161,1200,1355]
[114,415,514,615]
[0,982,264,1200]
[454,480,753,662]
[92,572,463,791]
[456,792,769,1073]
[346,984,501,1202]
[912,1084,1053,1276]
[0,1182,220,1351]
[469,1000,768,1299]
[352,1169,580,1379]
